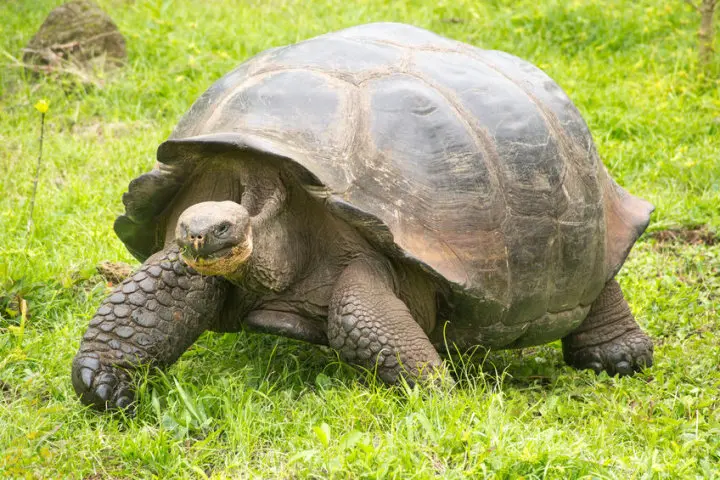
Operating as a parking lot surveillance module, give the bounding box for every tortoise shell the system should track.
[115,23,653,348]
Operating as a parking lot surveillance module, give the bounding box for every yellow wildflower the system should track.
[34,100,49,113]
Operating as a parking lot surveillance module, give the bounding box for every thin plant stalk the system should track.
[26,108,46,235]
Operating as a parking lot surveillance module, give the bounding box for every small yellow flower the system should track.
[34,99,49,113]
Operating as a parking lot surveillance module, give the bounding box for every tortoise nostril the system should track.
[187,232,206,253]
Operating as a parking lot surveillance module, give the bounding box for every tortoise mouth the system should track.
[182,245,234,262]
[180,239,253,276]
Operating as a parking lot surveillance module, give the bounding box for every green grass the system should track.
[1,0,719,477]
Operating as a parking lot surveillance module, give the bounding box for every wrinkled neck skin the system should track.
[226,180,304,293]
[212,168,309,295]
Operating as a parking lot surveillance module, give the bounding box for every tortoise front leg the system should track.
[327,257,444,385]
[72,246,228,410]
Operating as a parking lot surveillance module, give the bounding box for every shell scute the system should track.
[413,50,567,216]
[205,71,346,150]
[265,36,404,79]
[358,74,504,286]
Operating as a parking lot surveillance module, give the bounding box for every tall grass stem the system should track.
[26,110,46,235]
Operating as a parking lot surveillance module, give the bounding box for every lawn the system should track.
[1,0,719,478]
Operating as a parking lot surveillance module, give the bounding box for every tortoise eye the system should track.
[215,223,231,236]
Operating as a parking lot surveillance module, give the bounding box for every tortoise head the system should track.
[175,201,253,276]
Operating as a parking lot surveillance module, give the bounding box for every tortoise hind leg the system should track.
[562,279,653,376]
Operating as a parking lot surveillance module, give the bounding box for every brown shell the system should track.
[115,23,653,345]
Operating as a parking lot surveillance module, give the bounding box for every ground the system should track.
[0,0,719,478]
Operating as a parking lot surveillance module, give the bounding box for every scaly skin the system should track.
[562,279,653,376]
[327,258,443,384]
[72,246,228,410]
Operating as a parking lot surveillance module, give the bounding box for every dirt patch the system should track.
[647,226,717,246]
[96,261,134,284]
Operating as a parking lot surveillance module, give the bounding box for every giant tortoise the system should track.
[72,22,654,410]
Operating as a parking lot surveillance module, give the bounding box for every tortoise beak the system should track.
[192,237,204,254]
[177,225,209,258]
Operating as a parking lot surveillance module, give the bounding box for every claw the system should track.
[638,355,653,369]
[115,395,133,410]
[586,361,603,374]
[614,360,633,376]
[80,367,94,389]
[96,383,112,402]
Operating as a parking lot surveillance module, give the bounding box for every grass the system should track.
[1,0,719,477]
